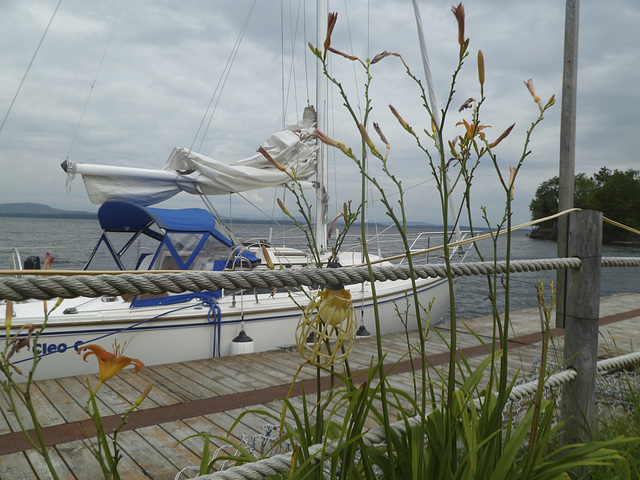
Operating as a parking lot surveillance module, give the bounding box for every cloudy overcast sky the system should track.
[1,0,638,229]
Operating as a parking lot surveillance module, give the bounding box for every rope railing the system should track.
[0,257,587,302]
[2,256,639,302]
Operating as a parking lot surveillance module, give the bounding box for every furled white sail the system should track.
[63,107,317,206]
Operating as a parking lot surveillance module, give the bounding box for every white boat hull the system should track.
[6,275,453,381]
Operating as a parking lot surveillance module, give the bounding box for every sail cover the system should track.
[64,107,317,206]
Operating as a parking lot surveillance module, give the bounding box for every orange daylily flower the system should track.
[456,118,490,141]
[78,341,144,392]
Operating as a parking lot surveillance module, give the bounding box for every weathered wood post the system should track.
[560,209,602,448]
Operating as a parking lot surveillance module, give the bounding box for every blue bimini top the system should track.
[98,201,232,246]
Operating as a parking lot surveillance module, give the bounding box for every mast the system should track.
[314,0,329,254]
[411,0,461,242]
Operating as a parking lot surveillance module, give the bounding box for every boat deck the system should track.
[2,293,640,479]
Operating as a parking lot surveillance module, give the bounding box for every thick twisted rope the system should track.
[6,256,640,302]
[0,257,586,301]
[597,350,640,373]
[193,416,421,480]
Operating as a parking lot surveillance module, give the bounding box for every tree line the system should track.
[529,167,640,243]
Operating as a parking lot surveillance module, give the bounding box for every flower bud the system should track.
[524,78,542,108]
[323,12,338,57]
[258,146,291,179]
[477,50,485,86]
[508,166,517,199]
[373,122,389,148]
[314,129,352,157]
[451,3,465,46]
[358,124,375,150]
[488,123,515,148]
[327,47,359,62]
[546,95,556,108]
[261,245,275,270]
[358,124,383,159]
[388,104,408,129]
[133,384,153,408]
[277,198,290,216]
[5,300,12,337]
[371,51,400,64]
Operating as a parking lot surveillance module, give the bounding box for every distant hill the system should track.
[0,202,477,231]
[0,203,96,219]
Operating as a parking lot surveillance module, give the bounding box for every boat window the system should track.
[119,234,161,270]
[150,233,233,271]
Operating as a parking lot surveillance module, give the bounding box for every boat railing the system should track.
[229,252,259,307]
[399,231,471,265]
[9,248,23,276]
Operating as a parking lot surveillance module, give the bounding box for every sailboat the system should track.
[6,4,466,381]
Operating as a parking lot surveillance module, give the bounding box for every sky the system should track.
[1,0,639,229]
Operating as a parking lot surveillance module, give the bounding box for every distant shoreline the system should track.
[0,213,460,230]
[0,213,97,220]
[0,203,473,229]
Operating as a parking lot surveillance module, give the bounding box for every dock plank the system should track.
[172,360,248,395]
[156,420,210,458]
[1,293,639,479]
[0,452,36,480]
[24,446,74,480]
[115,430,181,479]
[136,424,203,473]
[139,364,214,402]
[36,379,87,425]
[56,376,114,419]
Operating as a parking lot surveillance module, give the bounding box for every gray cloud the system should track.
[1,0,638,230]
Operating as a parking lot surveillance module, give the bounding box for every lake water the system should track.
[1,216,638,320]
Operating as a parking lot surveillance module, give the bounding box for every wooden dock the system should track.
[2,293,640,479]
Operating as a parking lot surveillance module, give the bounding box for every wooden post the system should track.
[556,0,581,329]
[560,209,602,448]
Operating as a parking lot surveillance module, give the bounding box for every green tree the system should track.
[529,168,640,242]
[592,167,640,240]
[529,173,596,229]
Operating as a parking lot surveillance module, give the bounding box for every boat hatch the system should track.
[83,201,260,307]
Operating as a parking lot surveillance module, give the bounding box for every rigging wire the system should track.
[191,0,257,153]
[282,0,304,124]
[236,192,287,228]
[0,0,63,137]
[342,0,362,122]
[303,0,311,106]
[65,0,128,161]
